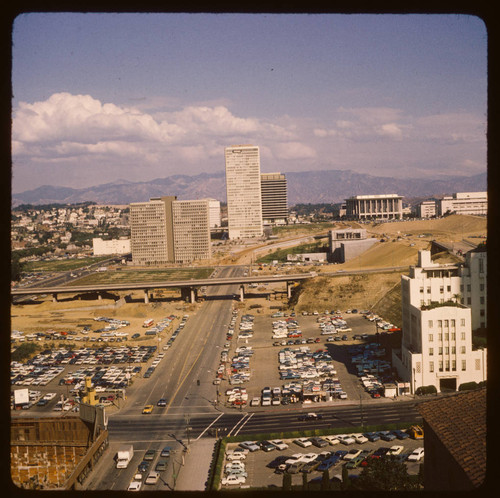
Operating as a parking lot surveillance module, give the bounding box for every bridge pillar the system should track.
[144,290,149,304]
[190,287,196,303]
[52,293,58,303]
[98,293,102,300]
[239,285,244,302]
[287,282,292,299]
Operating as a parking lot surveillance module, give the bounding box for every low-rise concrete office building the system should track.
[345,194,403,220]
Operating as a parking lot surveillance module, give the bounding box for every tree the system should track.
[302,471,308,490]
[341,465,351,490]
[353,455,420,491]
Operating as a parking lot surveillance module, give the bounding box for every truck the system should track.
[116,444,134,469]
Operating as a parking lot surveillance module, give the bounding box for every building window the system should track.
[460,284,464,292]
[467,284,471,292]
[420,287,424,293]
[429,334,433,342]
[445,347,449,354]
[440,286,444,293]
[451,319,455,328]
[427,287,431,293]
[475,359,481,370]
[439,361,443,372]
[462,360,466,371]
[461,319,466,326]
[451,332,456,340]
[452,360,456,371]
[444,320,449,328]
[428,320,433,328]
[445,360,450,371]
[438,320,443,328]
[480,296,484,305]
[467,297,472,305]
[444,333,449,340]
[451,346,456,354]
[480,309,485,317]
[439,347,443,354]
[480,283,485,292]
[429,362,434,372]
[447,285,451,292]
[438,333,443,341]
[429,348,433,356]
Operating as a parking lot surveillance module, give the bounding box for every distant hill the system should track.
[11,169,487,207]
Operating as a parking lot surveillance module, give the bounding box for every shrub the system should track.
[415,385,437,395]
[458,381,479,391]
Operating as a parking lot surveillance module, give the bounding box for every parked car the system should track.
[317,455,340,471]
[407,448,425,462]
[309,437,329,448]
[160,446,171,458]
[388,445,404,456]
[324,435,340,446]
[353,433,368,444]
[221,474,246,486]
[392,429,410,440]
[294,437,313,448]
[239,441,260,452]
[343,448,363,461]
[259,440,276,452]
[338,435,356,445]
[269,439,288,450]
[364,432,380,442]
[345,456,364,469]
[379,431,397,442]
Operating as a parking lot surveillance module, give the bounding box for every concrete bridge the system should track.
[11,273,317,304]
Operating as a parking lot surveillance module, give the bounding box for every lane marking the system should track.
[196,413,224,440]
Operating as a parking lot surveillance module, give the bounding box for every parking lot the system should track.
[221,432,424,489]
[217,308,403,410]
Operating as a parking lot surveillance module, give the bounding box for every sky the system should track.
[11,13,487,193]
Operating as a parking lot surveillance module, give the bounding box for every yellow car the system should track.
[142,404,154,414]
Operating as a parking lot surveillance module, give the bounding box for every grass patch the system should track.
[22,256,110,272]
[64,267,214,287]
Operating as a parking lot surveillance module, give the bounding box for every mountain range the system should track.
[11,169,487,207]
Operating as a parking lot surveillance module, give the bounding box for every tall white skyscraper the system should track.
[225,145,263,239]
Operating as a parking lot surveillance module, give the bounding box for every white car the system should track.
[299,453,319,464]
[145,471,160,485]
[285,454,306,465]
[294,437,312,448]
[343,448,362,461]
[226,451,246,461]
[225,462,245,472]
[133,473,143,481]
[221,474,246,486]
[128,481,142,491]
[324,435,340,446]
[388,445,404,455]
[270,439,289,451]
[353,433,368,444]
[407,448,424,461]
[339,435,356,445]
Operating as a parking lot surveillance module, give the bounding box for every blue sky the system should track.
[11,13,487,193]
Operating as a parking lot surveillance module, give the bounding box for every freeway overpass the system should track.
[11,272,317,304]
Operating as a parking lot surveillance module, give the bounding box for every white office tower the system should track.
[172,199,211,263]
[225,145,263,239]
[206,198,221,228]
[392,250,487,393]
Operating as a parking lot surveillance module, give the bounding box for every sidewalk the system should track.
[174,437,217,491]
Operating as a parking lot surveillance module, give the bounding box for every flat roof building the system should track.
[130,196,211,265]
[417,200,437,219]
[345,194,403,220]
[225,145,263,239]
[392,250,487,394]
[438,192,487,216]
[261,172,288,225]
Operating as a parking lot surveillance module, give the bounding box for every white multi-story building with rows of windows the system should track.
[393,250,487,393]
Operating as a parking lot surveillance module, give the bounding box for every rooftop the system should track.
[418,388,486,488]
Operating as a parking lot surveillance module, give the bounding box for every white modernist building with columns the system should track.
[392,250,487,393]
